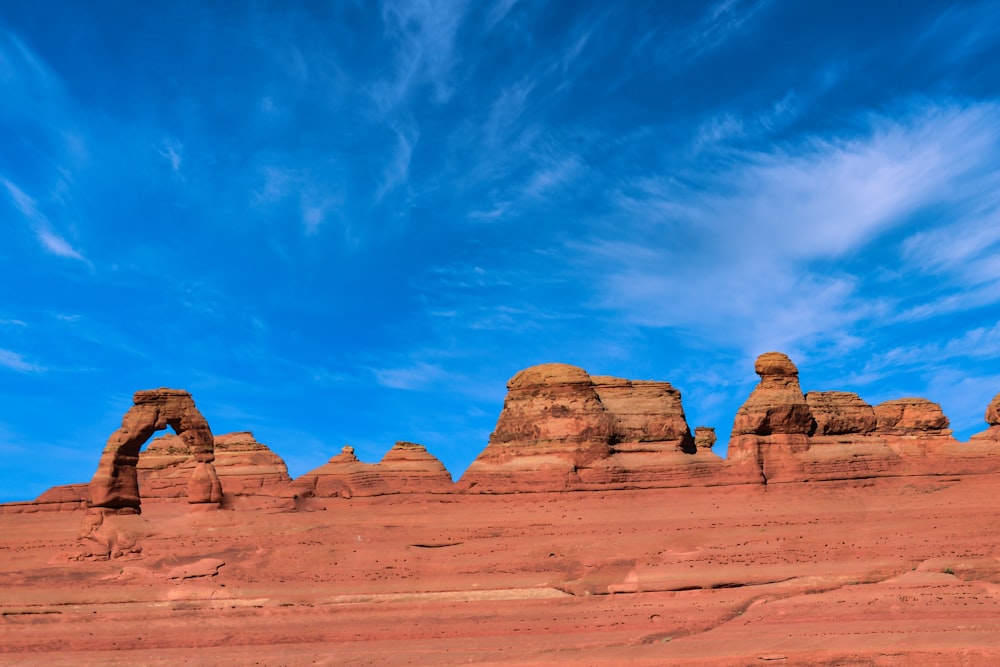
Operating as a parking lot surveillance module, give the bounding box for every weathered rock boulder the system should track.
[694,426,717,450]
[377,441,454,492]
[806,392,877,436]
[296,442,453,498]
[211,432,291,495]
[88,389,221,514]
[590,376,693,449]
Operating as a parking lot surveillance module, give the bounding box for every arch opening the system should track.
[87,389,221,514]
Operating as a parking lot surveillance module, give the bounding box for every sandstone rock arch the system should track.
[88,389,221,513]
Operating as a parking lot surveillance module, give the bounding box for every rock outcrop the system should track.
[970,392,1000,443]
[726,353,1000,484]
[88,389,221,514]
[806,391,877,436]
[296,442,453,498]
[6,356,1000,517]
[874,398,950,435]
[138,431,291,501]
[727,352,813,483]
[458,364,742,493]
[732,352,814,437]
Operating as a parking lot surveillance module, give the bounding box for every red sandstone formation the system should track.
[137,431,291,501]
[12,354,1000,509]
[458,363,740,492]
[296,441,453,498]
[727,353,1000,484]
[88,389,221,513]
[970,391,1000,443]
[874,397,951,435]
[4,355,1000,664]
[726,352,812,483]
[987,391,1000,425]
[806,391,877,435]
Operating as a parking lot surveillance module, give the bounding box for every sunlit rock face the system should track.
[806,391,877,436]
[296,442,453,498]
[458,364,743,493]
[89,389,220,514]
[137,431,291,500]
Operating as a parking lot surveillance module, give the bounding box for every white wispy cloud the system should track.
[901,205,1000,286]
[579,100,1000,356]
[252,164,344,234]
[0,29,62,114]
[919,0,1000,66]
[646,0,770,66]
[373,0,469,109]
[482,78,536,149]
[375,125,419,202]
[1,177,88,262]
[523,154,581,199]
[159,138,183,175]
[373,361,452,390]
[484,0,519,30]
[0,349,43,373]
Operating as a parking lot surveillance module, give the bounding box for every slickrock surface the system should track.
[4,478,1000,665]
[5,352,1000,664]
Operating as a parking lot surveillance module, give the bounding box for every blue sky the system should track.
[2,1,1000,502]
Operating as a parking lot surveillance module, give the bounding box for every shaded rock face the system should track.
[459,364,738,493]
[138,431,291,499]
[806,392,877,436]
[89,389,220,514]
[297,442,453,498]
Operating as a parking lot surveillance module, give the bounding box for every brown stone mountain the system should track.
[4,352,1000,665]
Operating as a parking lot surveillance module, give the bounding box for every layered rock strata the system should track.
[137,431,291,501]
[7,355,1000,514]
[728,352,1000,483]
[295,442,453,498]
[725,352,813,483]
[458,364,742,493]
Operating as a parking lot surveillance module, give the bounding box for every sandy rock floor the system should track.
[3,475,1000,665]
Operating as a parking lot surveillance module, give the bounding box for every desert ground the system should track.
[4,474,1000,666]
